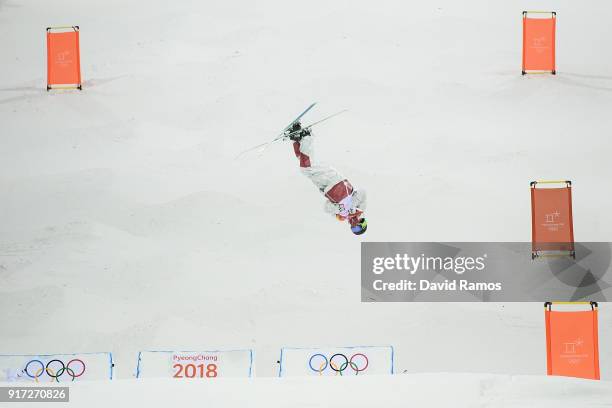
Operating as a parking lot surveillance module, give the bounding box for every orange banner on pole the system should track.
[545,302,600,380]
[530,181,574,258]
[47,26,82,90]
[522,12,556,74]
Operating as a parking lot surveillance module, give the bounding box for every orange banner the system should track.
[522,13,556,74]
[531,183,574,256]
[545,305,600,380]
[47,27,82,90]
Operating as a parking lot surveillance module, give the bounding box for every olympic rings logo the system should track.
[23,359,86,382]
[308,353,369,375]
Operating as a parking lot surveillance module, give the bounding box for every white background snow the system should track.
[1,0,612,405]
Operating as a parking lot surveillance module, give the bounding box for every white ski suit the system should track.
[292,134,367,219]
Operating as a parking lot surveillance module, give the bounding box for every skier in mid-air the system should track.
[284,122,367,235]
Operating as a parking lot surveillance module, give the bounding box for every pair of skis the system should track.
[236,103,347,159]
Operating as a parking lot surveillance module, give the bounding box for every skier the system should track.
[284,122,367,235]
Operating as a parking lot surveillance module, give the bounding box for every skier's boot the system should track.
[284,122,311,142]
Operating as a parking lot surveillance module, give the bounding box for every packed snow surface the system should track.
[5,373,612,407]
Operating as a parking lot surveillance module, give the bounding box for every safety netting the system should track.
[47,26,82,90]
[545,302,600,380]
[522,11,556,74]
[531,180,575,258]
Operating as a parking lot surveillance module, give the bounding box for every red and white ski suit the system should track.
[292,134,367,219]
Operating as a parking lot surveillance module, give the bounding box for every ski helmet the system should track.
[350,218,367,235]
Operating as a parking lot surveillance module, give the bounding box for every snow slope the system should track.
[1,0,612,392]
[5,374,612,407]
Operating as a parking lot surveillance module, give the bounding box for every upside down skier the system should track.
[284,122,367,235]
